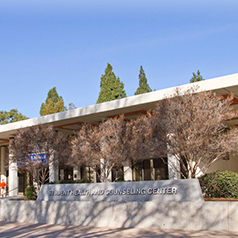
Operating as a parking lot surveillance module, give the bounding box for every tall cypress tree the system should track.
[134,66,152,95]
[97,63,126,104]
[40,87,65,116]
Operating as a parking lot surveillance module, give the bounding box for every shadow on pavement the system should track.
[0,222,238,238]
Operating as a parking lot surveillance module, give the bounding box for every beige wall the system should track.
[1,200,238,231]
[207,154,238,174]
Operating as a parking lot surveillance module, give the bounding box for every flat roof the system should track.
[1,73,238,145]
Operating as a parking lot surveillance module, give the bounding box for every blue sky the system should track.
[0,0,238,118]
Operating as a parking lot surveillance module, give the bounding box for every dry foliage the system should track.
[71,115,129,182]
[126,112,166,162]
[10,86,238,184]
[149,87,238,178]
[10,125,71,185]
[71,87,238,180]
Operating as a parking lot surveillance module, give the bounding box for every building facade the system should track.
[0,73,238,195]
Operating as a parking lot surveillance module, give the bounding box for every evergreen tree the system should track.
[0,109,28,125]
[190,70,204,83]
[97,63,126,104]
[40,87,65,116]
[134,66,152,95]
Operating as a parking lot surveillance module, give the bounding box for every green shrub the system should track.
[54,179,91,184]
[24,185,37,200]
[74,179,91,183]
[199,170,238,198]
[54,180,75,184]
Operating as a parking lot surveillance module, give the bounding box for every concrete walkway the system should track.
[0,222,238,238]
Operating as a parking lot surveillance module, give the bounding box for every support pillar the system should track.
[167,135,181,180]
[132,167,136,181]
[150,159,155,180]
[168,154,180,180]
[60,169,64,180]
[49,150,59,183]
[25,172,30,187]
[9,138,18,196]
[93,170,97,183]
[142,167,145,181]
[33,169,39,191]
[100,159,112,182]
[123,160,133,181]
[73,166,82,181]
[0,146,7,182]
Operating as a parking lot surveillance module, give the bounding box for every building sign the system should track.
[37,179,204,202]
[48,186,177,197]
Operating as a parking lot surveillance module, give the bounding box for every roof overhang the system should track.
[1,73,238,145]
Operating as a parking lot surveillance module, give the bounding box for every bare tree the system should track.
[10,125,71,186]
[127,111,166,162]
[148,87,238,178]
[71,115,129,182]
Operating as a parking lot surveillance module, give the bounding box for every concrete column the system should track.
[0,146,7,182]
[86,167,91,181]
[100,158,105,182]
[100,159,112,182]
[73,166,82,181]
[123,160,133,181]
[25,172,30,187]
[9,138,18,196]
[49,150,59,183]
[142,168,145,181]
[168,154,181,180]
[33,169,39,191]
[60,169,64,180]
[150,159,155,180]
[132,167,136,181]
[167,134,181,180]
[93,170,97,183]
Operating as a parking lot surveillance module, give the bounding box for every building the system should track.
[0,73,238,196]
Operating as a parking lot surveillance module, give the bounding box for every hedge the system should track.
[199,170,238,198]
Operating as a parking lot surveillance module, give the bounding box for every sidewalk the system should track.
[0,222,238,238]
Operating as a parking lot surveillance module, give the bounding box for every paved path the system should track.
[0,222,238,238]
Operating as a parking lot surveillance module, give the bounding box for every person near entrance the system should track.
[0,179,7,197]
